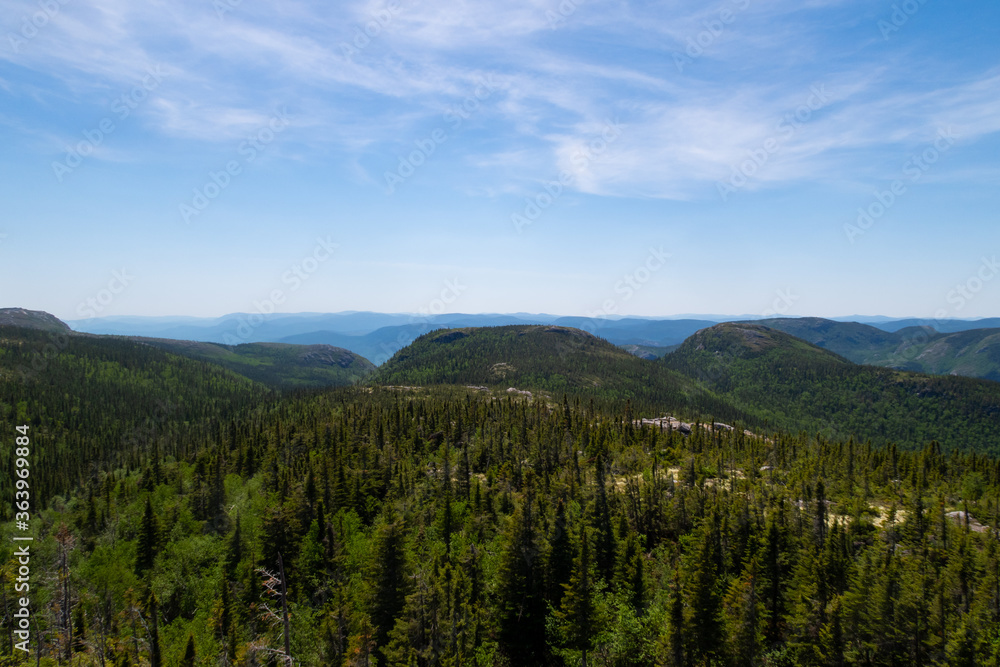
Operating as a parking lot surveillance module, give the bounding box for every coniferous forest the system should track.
[2,323,1000,666]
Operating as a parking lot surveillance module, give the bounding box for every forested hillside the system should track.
[374,325,743,420]
[757,318,1000,382]
[0,325,273,509]
[131,338,375,389]
[2,320,1000,666]
[663,323,1000,454]
[2,384,999,666]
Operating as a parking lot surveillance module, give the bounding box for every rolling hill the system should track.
[0,324,271,505]
[130,338,375,389]
[278,323,444,365]
[758,317,1000,382]
[374,324,745,420]
[69,312,722,364]
[0,309,375,389]
[0,307,72,333]
[872,316,1000,333]
[663,322,1000,452]
[6,311,1000,665]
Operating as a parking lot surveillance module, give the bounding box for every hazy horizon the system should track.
[53,308,1000,328]
[7,305,1000,326]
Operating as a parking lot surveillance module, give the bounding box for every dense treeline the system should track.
[664,324,1000,455]
[132,340,375,390]
[0,326,274,512]
[2,380,1000,666]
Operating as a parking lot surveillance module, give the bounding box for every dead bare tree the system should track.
[253,555,294,666]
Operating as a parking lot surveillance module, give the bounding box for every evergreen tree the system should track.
[495,483,547,662]
[724,556,766,665]
[592,453,617,583]
[179,634,196,667]
[684,517,723,663]
[555,528,599,666]
[370,515,408,662]
[547,499,574,607]
[146,592,162,667]
[135,496,159,575]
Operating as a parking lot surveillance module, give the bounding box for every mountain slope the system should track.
[375,325,745,419]
[759,317,1000,381]
[756,317,900,362]
[664,323,1000,452]
[0,307,375,389]
[0,307,72,333]
[869,327,1000,382]
[874,317,1000,333]
[0,325,270,505]
[279,323,446,365]
[131,338,375,388]
[70,313,720,363]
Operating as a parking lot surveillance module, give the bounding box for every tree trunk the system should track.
[278,552,292,666]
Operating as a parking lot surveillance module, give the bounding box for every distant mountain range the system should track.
[6,307,1000,452]
[65,311,1000,380]
[66,312,722,364]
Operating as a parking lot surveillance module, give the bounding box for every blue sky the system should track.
[1,0,998,321]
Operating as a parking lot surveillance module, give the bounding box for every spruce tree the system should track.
[547,498,574,607]
[179,634,196,667]
[556,528,598,666]
[370,516,407,662]
[135,496,159,575]
[685,517,723,662]
[495,482,547,662]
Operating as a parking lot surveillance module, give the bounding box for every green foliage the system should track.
[137,338,376,389]
[3,322,1000,666]
[761,316,1000,382]
[375,325,745,419]
[664,323,1000,453]
[0,325,271,514]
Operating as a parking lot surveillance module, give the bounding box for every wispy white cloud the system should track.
[2,0,998,199]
